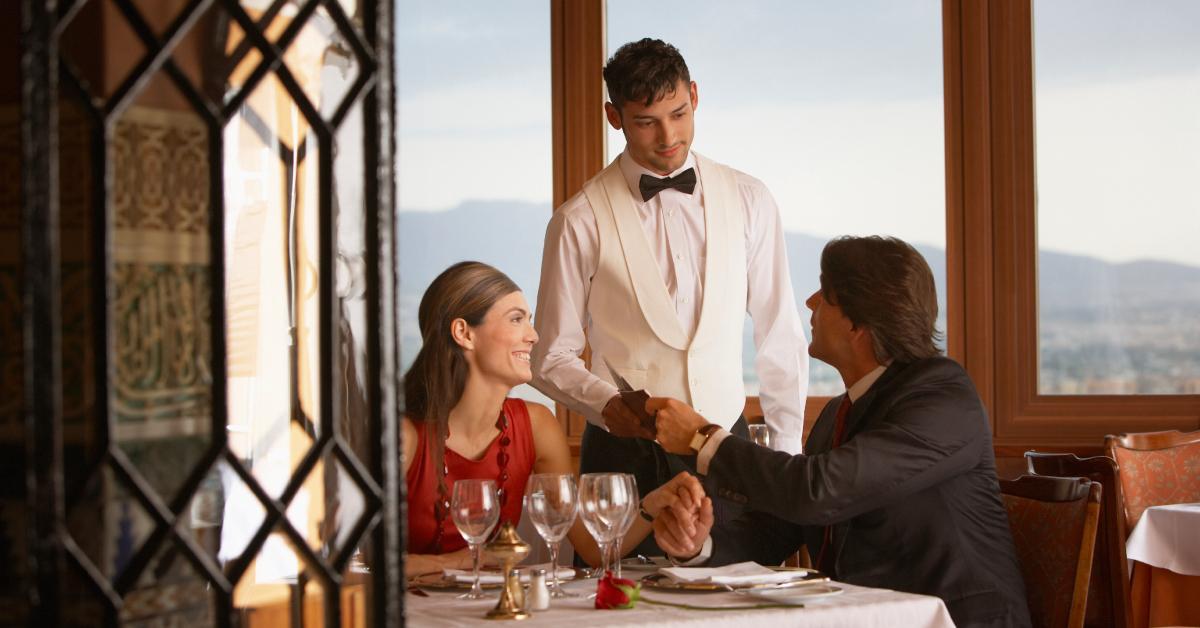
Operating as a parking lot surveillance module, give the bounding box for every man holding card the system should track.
[530,38,807,557]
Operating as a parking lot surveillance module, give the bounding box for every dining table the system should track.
[404,573,956,627]
[1125,502,1200,628]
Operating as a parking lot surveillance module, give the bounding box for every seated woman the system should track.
[402,261,680,577]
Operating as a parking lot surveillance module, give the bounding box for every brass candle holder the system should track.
[484,521,531,620]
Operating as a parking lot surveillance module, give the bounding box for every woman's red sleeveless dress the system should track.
[405,398,536,554]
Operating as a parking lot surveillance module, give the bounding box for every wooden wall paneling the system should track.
[987,0,1032,441]
[944,0,996,420]
[550,0,605,447]
[941,0,965,366]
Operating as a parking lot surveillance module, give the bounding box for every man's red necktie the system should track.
[815,395,852,575]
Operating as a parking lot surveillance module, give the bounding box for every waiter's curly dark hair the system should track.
[819,236,943,364]
[603,38,691,112]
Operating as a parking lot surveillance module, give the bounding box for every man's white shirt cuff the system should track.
[696,429,731,475]
[669,537,713,566]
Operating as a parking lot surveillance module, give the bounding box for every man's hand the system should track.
[641,471,707,519]
[646,397,709,454]
[651,472,713,560]
[602,394,656,439]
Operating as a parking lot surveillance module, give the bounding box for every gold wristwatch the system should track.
[688,424,721,455]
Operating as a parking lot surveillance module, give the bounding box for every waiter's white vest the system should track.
[583,153,747,426]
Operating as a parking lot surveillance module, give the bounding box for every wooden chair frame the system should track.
[1106,429,1200,453]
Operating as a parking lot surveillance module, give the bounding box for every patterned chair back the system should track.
[1026,453,1131,628]
[1001,475,1102,628]
[1104,430,1200,533]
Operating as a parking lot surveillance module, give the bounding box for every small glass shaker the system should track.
[527,568,550,611]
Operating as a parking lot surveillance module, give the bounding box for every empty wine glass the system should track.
[525,473,579,598]
[451,479,500,599]
[578,473,634,577]
[608,474,639,579]
[748,424,771,448]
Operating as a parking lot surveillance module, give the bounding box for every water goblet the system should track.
[525,473,579,598]
[451,479,500,599]
[578,473,634,578]
[608,474,639,579]
[748,423,771,448]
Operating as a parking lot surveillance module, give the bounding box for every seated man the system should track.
[649,236,1032,628]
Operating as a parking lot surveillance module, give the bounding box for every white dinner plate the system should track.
[744,583,843,603]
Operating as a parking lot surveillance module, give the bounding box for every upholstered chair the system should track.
[1001,475,1102,628]
[1026,453,1131,628]
[1104,430,1200,532]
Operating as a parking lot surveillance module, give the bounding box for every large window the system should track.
[550,0,1199,450]
[605,0,946,396]
[1033,0,1200,395]
[947,0,1199,450]
[396,1,552,404]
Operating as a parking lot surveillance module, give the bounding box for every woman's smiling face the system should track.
[463,291,538,388]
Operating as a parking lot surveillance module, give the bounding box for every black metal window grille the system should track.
[17,0,401,625]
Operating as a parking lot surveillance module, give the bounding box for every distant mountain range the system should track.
[396,199,1200,313]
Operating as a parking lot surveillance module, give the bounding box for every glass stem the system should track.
[547,540,561,591]
[597,541,611,577]
[470,541,483,597]
[610,539,622,579]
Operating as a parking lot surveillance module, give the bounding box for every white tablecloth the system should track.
[404,577,955,627]
[1126,503,1200,576]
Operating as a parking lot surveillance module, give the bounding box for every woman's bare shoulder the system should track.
[523,400,555,423]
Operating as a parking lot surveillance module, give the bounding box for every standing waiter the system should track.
[531,38,808,557]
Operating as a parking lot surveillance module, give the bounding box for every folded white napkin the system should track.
[660,561,811,586]
[443,564,575,584]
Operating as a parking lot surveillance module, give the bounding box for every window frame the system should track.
[947,0,1199,455]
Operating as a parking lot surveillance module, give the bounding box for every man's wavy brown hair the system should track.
[820,236,943,364]
[603,38,691,112]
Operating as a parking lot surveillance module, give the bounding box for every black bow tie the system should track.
[639,168,697,202]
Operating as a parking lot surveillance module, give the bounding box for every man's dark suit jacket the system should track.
[705,357,1031,628]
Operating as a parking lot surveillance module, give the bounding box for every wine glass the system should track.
[748,424,771,448]
[608,474,639,579]
[451,479,500,599]
[525,473,579,598]
[578,473,634,577]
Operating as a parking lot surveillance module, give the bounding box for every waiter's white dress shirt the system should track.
[531,149,809,453]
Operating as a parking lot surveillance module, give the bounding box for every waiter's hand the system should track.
[647,397,709,455]
[602,394,656,440]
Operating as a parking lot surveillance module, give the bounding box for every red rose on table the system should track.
[594,571,641,609]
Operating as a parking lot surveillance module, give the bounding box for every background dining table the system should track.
[404,576,955,627]
[1125,503,1200,628]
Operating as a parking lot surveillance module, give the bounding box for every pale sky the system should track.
[397,0,1200,267]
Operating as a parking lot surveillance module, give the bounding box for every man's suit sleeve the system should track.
[706,365,988,526]
[707,509,807,567]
